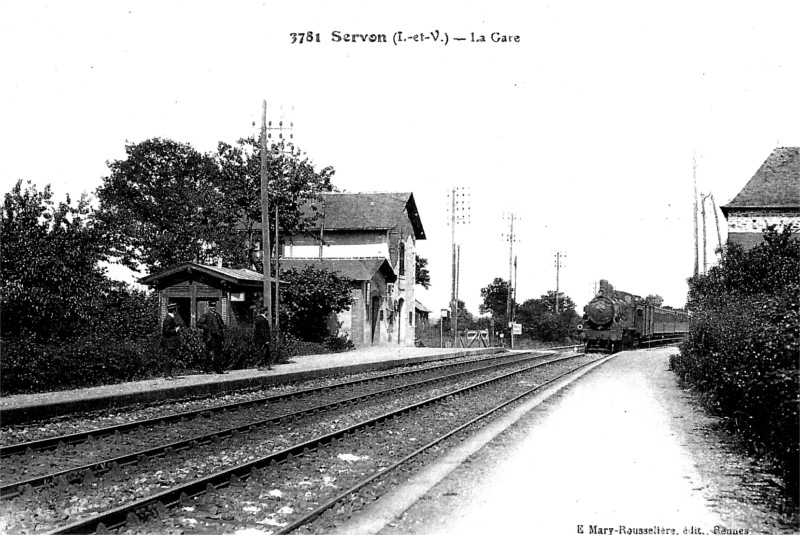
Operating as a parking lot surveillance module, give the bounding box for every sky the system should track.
[2,1,799,317]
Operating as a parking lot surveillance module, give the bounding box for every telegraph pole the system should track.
[456,244,461,346]
[701,193,709,274]
[502,213,518,331]
[450,190,456,346]
[507,214,515,322]
[275,204,280,331]
[448,187,470,347]
[260,102,294,329]
[260,102,272,327]
[709,193,723,257]
[511,255,518,349]
[554,251,565,314]
[693,152,699,276]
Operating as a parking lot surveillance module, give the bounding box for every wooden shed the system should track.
[140,263,277,328]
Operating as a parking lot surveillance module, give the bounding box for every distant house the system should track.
[282,192,426,347]
[721,147,800,250]
[140,262,278,328]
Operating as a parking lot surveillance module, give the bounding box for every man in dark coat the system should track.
[197,301,226,374]
[253,306,272,371]
[161,303,181,380]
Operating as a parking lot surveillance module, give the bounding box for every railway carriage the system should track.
[578,279,689,353]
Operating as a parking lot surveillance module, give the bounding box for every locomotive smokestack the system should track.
[599,279,614,294]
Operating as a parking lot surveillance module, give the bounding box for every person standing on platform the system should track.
[197,301,226,374]
[161,303,181,380]
[253,306,272,371]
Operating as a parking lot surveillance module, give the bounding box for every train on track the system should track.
[578,279,690,353]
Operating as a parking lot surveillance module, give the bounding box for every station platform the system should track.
[0,346,504,426]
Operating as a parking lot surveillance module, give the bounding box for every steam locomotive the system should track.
[578,279,690,353]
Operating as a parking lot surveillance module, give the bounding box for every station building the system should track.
[721,147,800,250]
[281,192,426,347]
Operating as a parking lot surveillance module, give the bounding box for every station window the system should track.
[398,242,406,275]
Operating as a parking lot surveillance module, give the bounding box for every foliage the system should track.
[277,332,354,360]
[0,322,356,395]
[95,136,336,274]
[415,255,431,289]
[438,300,481,331]
[2,180,159,344]
[2,181,108,342]
[277,265,354,342]
[1,179,166,394]
[1,335,163,395]
[670,226,799,503]
[215,136,336,270]
[454,299,476,328]
[536,290,576,314]
[97,283,160,340]
[479,277,512,327]
[516,292,580,343]
[95,138,222,271]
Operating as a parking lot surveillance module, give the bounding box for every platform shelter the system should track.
[140,263,278,328]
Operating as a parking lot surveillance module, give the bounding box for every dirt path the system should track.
[350,348,796,535]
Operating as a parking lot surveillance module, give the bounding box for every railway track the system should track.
[1,351,546,499]
[585,336,685,353]
[0,349,603,534]
[1,351,535,454]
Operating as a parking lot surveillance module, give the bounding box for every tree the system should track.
[95,136,336,274]
[96,138,223,272]
[215,136,336,270]
[538,290,576,314]
[455,299,475,328]
[277,265,354,342]
[479,277,512,327]
[437,299,481,332]
[415,255,431,289]
[515,291,580,343]
[1,180,112,341]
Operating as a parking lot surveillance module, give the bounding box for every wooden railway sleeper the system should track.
[9,354,550,503]
[3,353,520,457]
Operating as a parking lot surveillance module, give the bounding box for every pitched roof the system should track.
[280,258,397,283]
[414,300,431,313]
[304,192,426,240]
[721,147,800,214]
[140,262,276,287]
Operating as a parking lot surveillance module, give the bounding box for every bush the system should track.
[278,266,354,342]
[670,226,799,504]
[1,335,162,395]
[0,324,357,396]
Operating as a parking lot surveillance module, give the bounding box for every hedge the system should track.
[670,226,799,505]
[1,327,354,396]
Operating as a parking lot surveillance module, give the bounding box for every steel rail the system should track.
[2,352,563,499]
[41,353,591,534]
[275,353,612,534]
[1,350,527,456]
[541,343,583,351]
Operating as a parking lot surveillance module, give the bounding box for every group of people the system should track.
[160,302,273,380]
